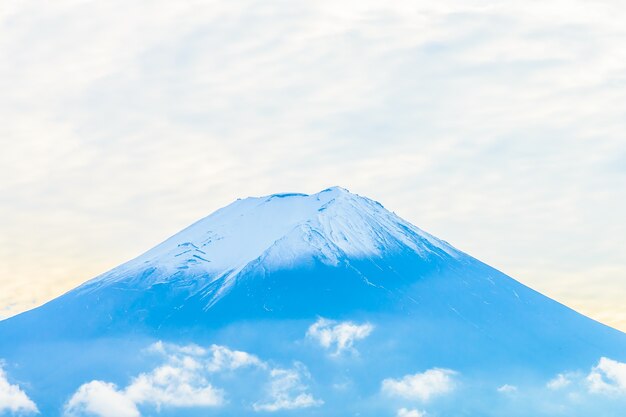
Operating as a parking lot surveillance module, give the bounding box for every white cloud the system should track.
[65,342,324,416]
[496,384,517,393]
[306,318,373,355]
[124,342,265,410]
[547,374,572,390]
[0,365,38,415]
[253,363,323,412]
[65,342,267,416]
[149,342,265,373]
[587,357,626,395]
[124,364,224,409]
[382,368,457,402]
[65,381,139,417]
[205,344,265,372]
[397,407,426,417]
[545,357,626,399]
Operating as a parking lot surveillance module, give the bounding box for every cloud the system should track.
[587,357,626,395]
[124,364,224,409]
[544,357,626,401]
[253,363,323,412]
[65,343,265,416]
[382,368,457,402]
[65,381,139,417]
[497,384,517,394]
[397,407,426,417]
[149,342,265,373]
[547,374,572,390]
[306,318,373,355]
[124,342,266,410]
[0,365,38,415]
[65,342,323,416]
[204,344,266,372]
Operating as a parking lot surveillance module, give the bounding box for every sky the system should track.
[0,0,625,331]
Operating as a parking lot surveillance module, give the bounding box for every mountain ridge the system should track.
[1,186,625,416]
[76,186,460,307]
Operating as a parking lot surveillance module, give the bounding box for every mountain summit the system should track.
[81,186,458,311]
[1,187,625,417]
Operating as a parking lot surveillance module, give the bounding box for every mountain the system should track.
[1,187,625,417]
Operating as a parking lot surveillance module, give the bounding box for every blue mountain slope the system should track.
[1,187,625,417]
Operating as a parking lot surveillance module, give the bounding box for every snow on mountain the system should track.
[80,186,459,303]
[1,186,626,417]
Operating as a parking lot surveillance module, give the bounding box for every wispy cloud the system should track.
[497,384,518,394]
[65,343,238,416]
[541,357,626,401]
[65,381,139,417]
[64,342,321,416]
[0,364,38,415]
[587,357,626,395]
[397,407,426,417]
[547,373,572,390]
[306,318,373,356]
[253,363,323,412]
[382,368,457,402]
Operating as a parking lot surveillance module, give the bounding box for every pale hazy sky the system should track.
[1,0,625,331]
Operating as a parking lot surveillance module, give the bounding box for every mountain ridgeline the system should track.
[1,187,625,417]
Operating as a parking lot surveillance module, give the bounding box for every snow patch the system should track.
[82,187,460,309]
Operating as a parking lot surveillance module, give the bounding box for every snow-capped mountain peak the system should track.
[3,187,626,417]
[85,187,459,294]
